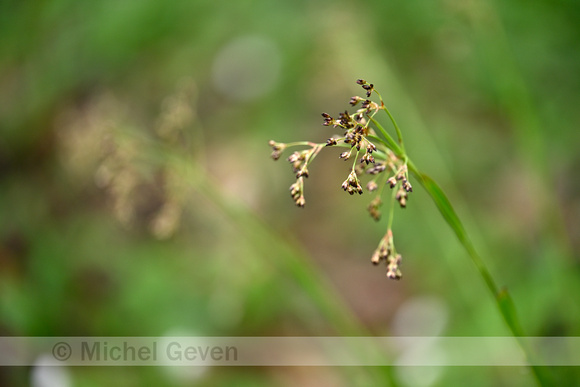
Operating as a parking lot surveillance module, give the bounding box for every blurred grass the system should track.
[1,0,580,385]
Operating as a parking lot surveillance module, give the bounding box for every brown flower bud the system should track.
[325,138,338,146]
[295,195,306,207]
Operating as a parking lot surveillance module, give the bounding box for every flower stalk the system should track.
[269,79,412,278]
[268,78,550,386]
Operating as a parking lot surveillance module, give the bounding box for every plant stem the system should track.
[406,162,551,386]
[368,117,402,155]
[368,105,551,386]
[382,106,405,152]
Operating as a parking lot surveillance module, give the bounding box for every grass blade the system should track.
[408,162,552,386]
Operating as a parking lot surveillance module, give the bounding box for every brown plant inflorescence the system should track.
[269,80,412,279]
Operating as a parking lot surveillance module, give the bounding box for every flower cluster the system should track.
[269,140,323,207]
[341,170,363,195]
[289,177,305,208]
[268,79,413,279]
[371,230,402,280]
[268,140,286,161]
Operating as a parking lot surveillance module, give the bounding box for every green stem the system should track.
[351,148,360,171]
[382,105,405,152]
[368,117,402,156]
[367,112,549,385]
[305,143,323,166]
[370,116,517,329]
[406,160,551,386]
[374,165,389,196]
[285,141,318,147]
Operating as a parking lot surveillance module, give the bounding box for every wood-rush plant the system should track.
[269,79,550,385]
[269,79,414,279]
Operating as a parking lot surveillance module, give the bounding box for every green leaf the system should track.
[409,162,551,386]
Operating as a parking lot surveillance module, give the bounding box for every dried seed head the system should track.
[321,112,335,126]
[342,170,363,195]
[361,83,374,97]
[344,132,354,143]
[287,152,301,163]
[371,230,403,279]
[367,196,382,221]
[371,249,381,265]
[367,181,378,192]
[296,168,309,178]
[295,195,306,208]
[325,138,338,147]
[270,150,282,160]
[386,254,402,280]
[361,152,375,165]
[271,80,410,280]
[269,140,285,150]
[387,254,402,278]
[367,163,386,175]
[290,177,306,207]
[396,187,407,208]
[371,233,390,265]
[269,140,287,160]
[289,182,300,197]
[338,110,354,128]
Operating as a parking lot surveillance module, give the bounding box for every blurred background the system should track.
[1,0,579,385]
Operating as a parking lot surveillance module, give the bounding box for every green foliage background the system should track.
[1,0,579,385]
